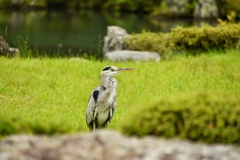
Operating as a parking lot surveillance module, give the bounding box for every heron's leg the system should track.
[93,120,96,132]
[93,108,98,132]
[108,109,113,125]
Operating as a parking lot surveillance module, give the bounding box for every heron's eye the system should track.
[110,68,115,72]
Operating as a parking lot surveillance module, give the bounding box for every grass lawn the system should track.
[0,50,239,136]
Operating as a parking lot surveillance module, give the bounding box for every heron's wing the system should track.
[86,87,100,126]
[109,97,117,121]
[112,99,117,115]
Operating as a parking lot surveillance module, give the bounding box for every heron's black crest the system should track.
[102,66,111,71]
[93,90,99,102]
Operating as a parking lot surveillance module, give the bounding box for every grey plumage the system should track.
[86,66,133,131]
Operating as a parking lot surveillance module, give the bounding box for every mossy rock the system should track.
[119,91,240,145]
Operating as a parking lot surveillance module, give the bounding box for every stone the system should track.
[0,36,20,57]
[0,130,240,160]
[164,0,189,15]
[103,26,161,62]
[11,0,25,5]
[104,50,161,62]
[9,47,20,57]
[103,26,129,54]
[194,0,218,19]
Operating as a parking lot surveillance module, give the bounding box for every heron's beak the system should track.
[117,68,134,72]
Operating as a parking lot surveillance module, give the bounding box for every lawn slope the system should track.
[0,50,239,136]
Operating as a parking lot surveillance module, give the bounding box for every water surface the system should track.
[0,10,217,57]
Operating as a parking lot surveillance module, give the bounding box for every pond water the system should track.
[0,10,217,57]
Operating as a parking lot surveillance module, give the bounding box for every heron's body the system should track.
[86,77,117,130]
[86,66,133,131]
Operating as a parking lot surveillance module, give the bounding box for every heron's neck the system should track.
[100,76,112,88]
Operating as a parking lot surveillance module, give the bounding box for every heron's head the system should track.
[100,66,134,77]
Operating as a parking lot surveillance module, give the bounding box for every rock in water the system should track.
[103,26,161,62]
[0,36,20,57]
[194,0,218,19]
[163,0,189,15]
[103,26,129,54]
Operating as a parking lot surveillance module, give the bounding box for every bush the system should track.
[103,0,158,12]
[0,0,239,17]
[119,91,240,145]
[0,118,71,137]
[125,22,240,58]
[170,23,240,53]
[125,31,173,59]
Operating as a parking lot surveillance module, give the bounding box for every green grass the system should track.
[0,49,240,136]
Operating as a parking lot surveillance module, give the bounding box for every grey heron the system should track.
[86,66,133,131]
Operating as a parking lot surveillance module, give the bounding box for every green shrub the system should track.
[0,0,239,16]
[170,23,240,53]
[119,91,240,145]
[125,31,173,59]
[103,0,158,12]
[125,23,240,58]
[0,118,72,137]
[0,120,17,136]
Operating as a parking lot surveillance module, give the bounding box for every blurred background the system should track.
[0,0,239,57]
